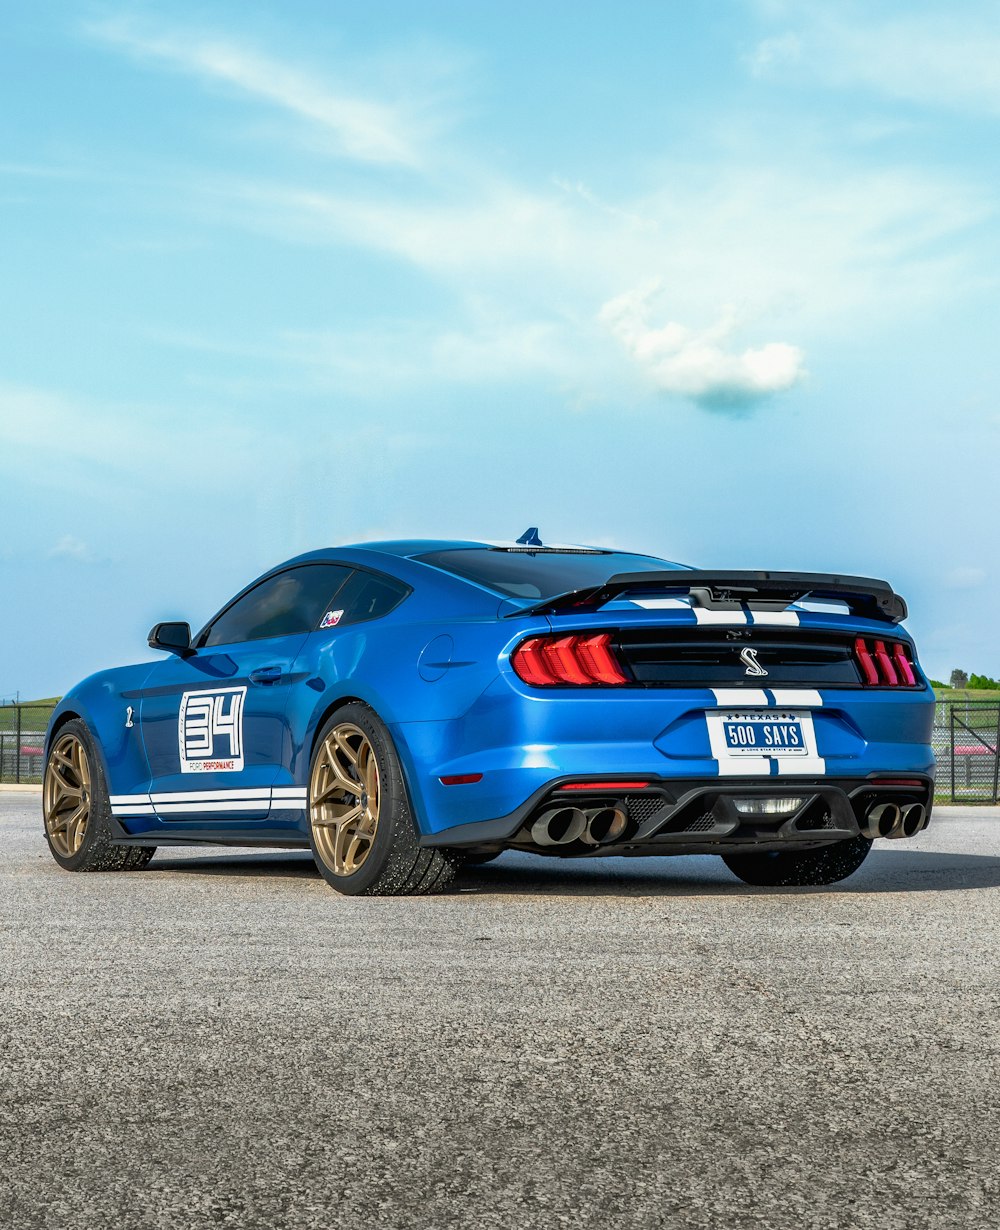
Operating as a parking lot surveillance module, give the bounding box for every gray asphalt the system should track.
[2,795,1000,1230]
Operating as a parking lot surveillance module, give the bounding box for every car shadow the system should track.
[146,846,1000,896]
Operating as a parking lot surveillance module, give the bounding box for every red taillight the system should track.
[510,637,560,686]
[510,632,629,687]
[854,636,880,686]
[543,635,594,686]
[853,637,918,687]
[892,642,916,686]
[575,633,629,684]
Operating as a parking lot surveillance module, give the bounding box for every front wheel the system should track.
[43,719,156,872]
[722,835,872,887]
[307,703,458,896]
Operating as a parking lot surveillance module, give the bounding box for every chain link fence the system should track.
[932,701,1000,803]
[0,703,57,785]
[2,699,999,798]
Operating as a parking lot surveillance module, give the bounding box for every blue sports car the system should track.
[43,531,935,894]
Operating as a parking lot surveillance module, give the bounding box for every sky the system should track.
[1,0,998,699]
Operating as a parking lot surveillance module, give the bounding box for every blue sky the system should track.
[1,0,998,698]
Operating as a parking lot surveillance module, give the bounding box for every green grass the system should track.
[933,689,1000,704]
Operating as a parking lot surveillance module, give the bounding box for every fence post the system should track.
[950,704,956,803]
[993,704,1000,805]
[15,704,21,785]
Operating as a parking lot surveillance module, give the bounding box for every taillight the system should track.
[510,632,629,686]
[853,637,918,687]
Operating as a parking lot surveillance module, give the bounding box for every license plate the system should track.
[720,711,807,757]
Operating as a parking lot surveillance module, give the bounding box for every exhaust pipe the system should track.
[530,807,587,847]
[897,803,926,839]
[580,806,629,846]
[861,802,900,840]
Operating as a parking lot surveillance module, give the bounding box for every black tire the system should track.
[722,835,873,887]
[307,703,458,897]
[43,718,157,873]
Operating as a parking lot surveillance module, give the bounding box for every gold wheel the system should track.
[310,723,381,877]
[43,732,93,859]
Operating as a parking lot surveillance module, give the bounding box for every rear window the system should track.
[415,549,685,601]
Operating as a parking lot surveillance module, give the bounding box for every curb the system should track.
[0,785,42,794]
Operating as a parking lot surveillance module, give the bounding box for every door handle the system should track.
[249,666,283,686]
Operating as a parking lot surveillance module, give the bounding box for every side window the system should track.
[322,570,410,628]
[203,564,352,647]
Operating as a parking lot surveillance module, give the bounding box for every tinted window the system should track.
[203,564,352,647]
[325,570,410,627]
[415,549,684,600]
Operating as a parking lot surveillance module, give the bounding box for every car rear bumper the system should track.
[421,772,935,855]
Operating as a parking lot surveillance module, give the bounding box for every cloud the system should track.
[599,283,805,409]
[88,17,422,166]
[746,32,802,78]
[947,566,987,590]
[49,535,96,563]
[747,5,1000,117]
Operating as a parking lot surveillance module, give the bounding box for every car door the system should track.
[139,563,352,823]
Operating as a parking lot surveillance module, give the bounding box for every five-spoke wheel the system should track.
[310,723,381,877]
[307,703,458,896]
[43,730,93,859]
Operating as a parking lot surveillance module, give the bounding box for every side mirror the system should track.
[148,621,193,656]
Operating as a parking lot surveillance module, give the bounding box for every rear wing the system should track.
[514,570,908,624]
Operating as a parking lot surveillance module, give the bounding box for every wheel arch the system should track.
[304,693,430,835]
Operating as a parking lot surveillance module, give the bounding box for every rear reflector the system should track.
[557,780,651,791]
[869,777,925,788]
[853,636,918,688]
[439,774,483,786]
[511,632,629,687]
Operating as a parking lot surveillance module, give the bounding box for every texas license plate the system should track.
[721,711,807,756]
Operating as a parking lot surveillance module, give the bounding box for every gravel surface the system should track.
[2,793,999,1230]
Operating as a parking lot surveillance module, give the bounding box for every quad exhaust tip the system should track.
[580,806,629,846]
[529,804,630,847]
[530,807,587,847]
[861,801,926,840]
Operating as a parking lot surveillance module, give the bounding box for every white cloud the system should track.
[84,12,995,413]
[746,32,802,78]
[947,566,987,590]
[748,5,1000,116]
[599,283,805,407]
[88,18,422,166]
[49,535,95,563]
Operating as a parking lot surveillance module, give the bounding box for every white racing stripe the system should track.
[749,611,800,627]
[767,689,823,708]
[694,608,747,626]
[111,784,308,819]
[630,597,693,610]
[712,688,770,707]
[150,788,272,803]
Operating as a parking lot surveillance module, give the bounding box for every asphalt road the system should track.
[2,794,1000,1230]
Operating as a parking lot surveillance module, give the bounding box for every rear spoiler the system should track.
[514,570,908,623]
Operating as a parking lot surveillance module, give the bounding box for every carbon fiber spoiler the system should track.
[515,570,908,623]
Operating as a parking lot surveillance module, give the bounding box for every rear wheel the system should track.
[722,835,872,887]
[308,703,458,896]
[43,720,156,872]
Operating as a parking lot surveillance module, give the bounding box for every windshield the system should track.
[415,548,687,601]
